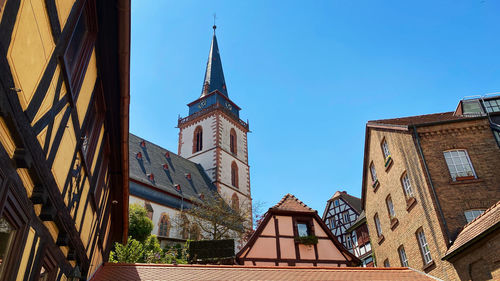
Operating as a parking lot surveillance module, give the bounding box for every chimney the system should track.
[175,184,181,192]
[147,173,154,181]
[185,173,191,180]
[165,151,170,158]
[140,140,146,148]
[136,152,142,160]
[163,163,168,170]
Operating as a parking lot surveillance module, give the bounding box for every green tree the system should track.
[109,238,144,263]
[141,235,163,263]
[128,203,153,242]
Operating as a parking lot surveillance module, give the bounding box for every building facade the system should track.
[177,26,251,215]
[0,0,130,280]
[345,211,374,267]
[237,194,359,267]
[361,95,500,280]
[322,191,361,251]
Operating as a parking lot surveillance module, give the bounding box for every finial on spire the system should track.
[213,13,217,32]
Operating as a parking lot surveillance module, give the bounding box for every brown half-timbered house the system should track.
[236,194,359,267]
[0,0,130,280]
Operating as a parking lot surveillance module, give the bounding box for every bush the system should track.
[128,204,153,242]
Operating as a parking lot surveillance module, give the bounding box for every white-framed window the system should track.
[351,231,358,247]
[401,172,414,198]
[417,229,432,264]
[382,139,391,159]
[374,213,382,237]
[343,212,350,223]
[345,235,352,249]
[464,210,485,223]
[399,246,409,267]
[334,199,339,207]
[370,163,378,183]
[328,217,336,228]
[386,196,395,217]
[443,150,476,181]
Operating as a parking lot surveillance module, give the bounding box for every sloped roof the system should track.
[345,211,366,234]
[271,194,315,213]
[329,191,362,214]
[367,112,472,127]
[129,133,216,204]
[200,29,228,97]
[91,263,441,281]
[444,200,500,259]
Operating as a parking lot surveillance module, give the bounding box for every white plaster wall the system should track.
[179,115,216,158]
[188,149,217,181]
[129,195,185,240]
[219,115,248,163]
[219,150,249,196]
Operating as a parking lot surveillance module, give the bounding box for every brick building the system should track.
[361,95,500,280]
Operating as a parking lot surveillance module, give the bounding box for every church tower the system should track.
[178,26,251,213]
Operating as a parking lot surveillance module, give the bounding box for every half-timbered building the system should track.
[237,194,359,267]
[322,191,362,251]
[345,211,374,267]
[0,0,130,279]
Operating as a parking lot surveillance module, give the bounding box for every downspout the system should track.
[412,125,451,245]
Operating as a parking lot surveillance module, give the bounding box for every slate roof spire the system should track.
[200,24,228,97]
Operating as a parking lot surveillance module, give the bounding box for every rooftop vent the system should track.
[147,173,154,181]
[140,140,146,148]
[163,163,168,170]
[175,184,181,192]
[165,151,170,158]
[136,152,142,160]
[185,173,191,180]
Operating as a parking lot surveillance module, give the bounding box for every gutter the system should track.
[118,0,131,244]
[412,125,451,245]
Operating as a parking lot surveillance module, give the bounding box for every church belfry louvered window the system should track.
[230,128,237,154]
[193,126,203,153]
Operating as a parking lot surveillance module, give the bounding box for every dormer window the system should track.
[162,163,168,170]
[483,98,500,113]
[165,151,170,158]
[185,173,191,180]
[136,152,142,160]
[147,173,154,181]
[193,126,203,153]
[140,140,146,148]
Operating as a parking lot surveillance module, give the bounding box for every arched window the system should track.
[158,213,170,237]
[231,193,240,211]
[193,126,203,153]
[230,128,237,154]
[231,161,239,188]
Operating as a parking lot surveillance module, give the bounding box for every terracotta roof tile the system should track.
[91,263,441,281]
[368,112,472,127]
[445,200,500,257]
[271,194,315,212]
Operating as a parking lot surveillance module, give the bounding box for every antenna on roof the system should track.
[213,13,217,32]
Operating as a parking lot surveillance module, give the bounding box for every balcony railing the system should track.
[178,102,249,130]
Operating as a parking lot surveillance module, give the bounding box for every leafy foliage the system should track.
[109,236,189,264]
[128,203,153,242]
[294,235,318,245]
[109,238,144,263]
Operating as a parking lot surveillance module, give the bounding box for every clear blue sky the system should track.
[130,0,500,213]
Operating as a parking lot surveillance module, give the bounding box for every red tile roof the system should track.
[367,112,472,127]
[271,193,315,212]
[91,263,441,281]
[444,200,500,259]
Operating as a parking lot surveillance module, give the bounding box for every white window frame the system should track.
[464,209,485,223]
[382,139,391,159]
[399,246,409,267]
[401,173,414,198]
[374,214,382,236]
[346,235,352,249]
[351,231,358,247]
[417,229,432,264]
[386,196,395,217]
[443,150,476,181]
[370,163,377,182]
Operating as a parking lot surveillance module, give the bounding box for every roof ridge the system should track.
[272,193,314,212]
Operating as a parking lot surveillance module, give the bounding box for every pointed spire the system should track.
[200,25,228,97]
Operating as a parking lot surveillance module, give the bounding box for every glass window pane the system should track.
[0,217,16,277]
[297,223,309,237]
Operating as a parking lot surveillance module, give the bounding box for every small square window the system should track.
[297,222,310,237]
